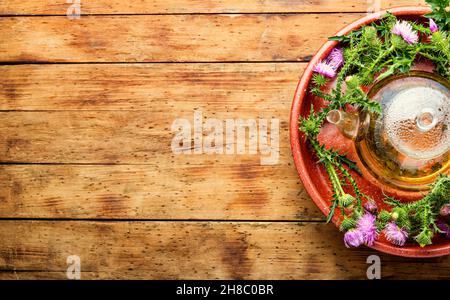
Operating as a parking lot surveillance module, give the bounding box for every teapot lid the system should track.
[382,75,449,160]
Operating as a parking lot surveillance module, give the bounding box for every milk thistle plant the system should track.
[299,1,450,248]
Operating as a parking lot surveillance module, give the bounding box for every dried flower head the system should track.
[312,48,344,78]
[356,213,378,246]
[328,48,344,69]
[344,229,364,248]
[313,62,336,78]
[384,222,408,246]
[392,20,419,44]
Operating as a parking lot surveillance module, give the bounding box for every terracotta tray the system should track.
[290,6,450,257]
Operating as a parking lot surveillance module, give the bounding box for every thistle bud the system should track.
[391,34,408,49]
[340,217,356,232]
[339,194,355,208]
[345,75,360,89]
[391,211,399,221]
[415,229,433,248]
[379,210,392,223]
[364,199,378,214]
[362,26,379,45]
[429,19,439,33]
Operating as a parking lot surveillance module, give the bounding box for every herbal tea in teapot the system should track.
[328,71,450,191]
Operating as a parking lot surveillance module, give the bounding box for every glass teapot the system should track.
[326,71,449,191]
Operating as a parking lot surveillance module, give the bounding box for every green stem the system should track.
[366,45,395,74]
[310,140,344,196]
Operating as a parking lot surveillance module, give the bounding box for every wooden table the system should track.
[1,0,449,280]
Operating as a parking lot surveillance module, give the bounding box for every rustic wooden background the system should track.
[1,0,449,279]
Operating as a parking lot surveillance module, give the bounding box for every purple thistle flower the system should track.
[437,220,450,238]
[384,222,408,246]
[356,213,378,246]
[392,20,419,44]
[344,229,365,248]
[313,62,336,78]
[440,204,450,217]
[429,19,439,33]
[363,200,378,214]
[312,48,344,78]
[328,48,344,69]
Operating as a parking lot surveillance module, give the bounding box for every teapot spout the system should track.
[326,109,365,141]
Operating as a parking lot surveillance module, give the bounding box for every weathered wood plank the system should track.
[0,221,448,279]
[0,163,318,220]
[0,110,289,162]
[0,63,303,110]
[0,0,426,15]
[0,63,295,163]
[0,63,315,220]
[0,63,321,220]
[0,14,361,62]
[0,106,308,220]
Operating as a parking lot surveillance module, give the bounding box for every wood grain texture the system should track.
[0,63,303,110]
[0,111,289,163]
[0,63,317,220]
[1,2,447,280]
[0,14,361,62]
[0,109,313,219]
[0,62,296,163]
[0,163,319,220]
[0,0,426,15]
[0,221,449,280]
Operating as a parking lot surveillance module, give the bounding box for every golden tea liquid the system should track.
[357,72,450,191]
